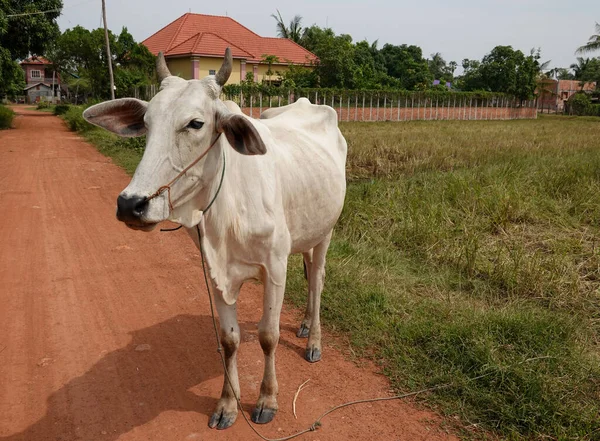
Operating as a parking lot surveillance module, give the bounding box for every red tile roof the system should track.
[20,56,52,65]
[143,13,317,65]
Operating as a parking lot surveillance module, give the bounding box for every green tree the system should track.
[271,10,303,43]
[459,46,541,99]
[576,22,600,55]
[428,52,448,81]
[0,0,62,98]
[49,26,155,99]
[0,0,62,59]
[0,47,25,98]
[380,43,432,90]
[261,54,280,85]
[301,26,358,88]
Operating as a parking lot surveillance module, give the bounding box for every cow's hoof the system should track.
[208,409,237,430]
[251,406,277,424]
[296,323,310,338]
[305,346,321,363]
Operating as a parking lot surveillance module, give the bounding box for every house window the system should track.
[209,69,216,75]
[31,70,41,79]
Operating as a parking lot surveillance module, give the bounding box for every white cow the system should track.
[83,49,347,429]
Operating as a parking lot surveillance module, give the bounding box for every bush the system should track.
[53,104,70,115]
[36,100,51,110]
[567,93,595,116]
[0,104,15,129]
[63,106,93,132]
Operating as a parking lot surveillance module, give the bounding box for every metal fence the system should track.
[130,86,538,121]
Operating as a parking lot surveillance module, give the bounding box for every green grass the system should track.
[64,109,600,440]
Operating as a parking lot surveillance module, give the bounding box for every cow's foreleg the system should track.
[252,260,287,424]
[209,286,241,430]
[304,231,333,363]
[297,250,314,338]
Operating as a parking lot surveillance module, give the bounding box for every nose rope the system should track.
[146,132,223,212]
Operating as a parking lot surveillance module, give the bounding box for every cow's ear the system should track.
[83,98,148,138]
[216,113,267,155]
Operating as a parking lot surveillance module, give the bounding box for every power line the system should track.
[6,8,61,18]
[5,0,96,18]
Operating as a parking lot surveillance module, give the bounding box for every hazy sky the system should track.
[57,0,599,72]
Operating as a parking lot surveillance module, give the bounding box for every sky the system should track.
[57,0,599,72]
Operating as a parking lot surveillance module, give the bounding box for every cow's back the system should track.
[258,98,347,253]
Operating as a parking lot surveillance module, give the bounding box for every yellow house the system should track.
[143,13,317,84]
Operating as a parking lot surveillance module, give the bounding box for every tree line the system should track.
[0,2,598,101]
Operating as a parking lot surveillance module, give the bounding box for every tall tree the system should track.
[271,10,303,43]
[0,0,62,59]
[576,22,600,55]
[0,0,62,97]
[380,44,432,90]
[570,57,591,79]
[458,46,541,99]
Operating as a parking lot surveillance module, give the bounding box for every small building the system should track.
[142,13,317,84]
[537,79,596,112]
[19,56,62,104]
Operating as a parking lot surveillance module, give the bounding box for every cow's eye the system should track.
[187,120,204,130]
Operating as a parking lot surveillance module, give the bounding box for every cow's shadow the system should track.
[1,314,254,441]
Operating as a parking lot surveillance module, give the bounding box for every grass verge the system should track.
[61,107,600,440]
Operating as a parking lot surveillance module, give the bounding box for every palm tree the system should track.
[576,22,600,54]
[271,10,303,43]
[570,57,590,80]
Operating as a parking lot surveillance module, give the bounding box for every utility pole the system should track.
[102,0,115,100]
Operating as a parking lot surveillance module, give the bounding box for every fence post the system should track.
[355,94,358,122]
[339,95,342,122]
[362,93,366,122]
[250,95,253,118]
[397,95,401,121]
[347,96,350,122]
[411,95,414,121]
[370,94,373,121]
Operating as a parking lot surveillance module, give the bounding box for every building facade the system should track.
[142,13,317,84]
[19,56,62,104]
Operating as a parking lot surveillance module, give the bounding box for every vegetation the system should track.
[53,103,70,115]
[577,22,600,55]
[0,0,61,98]
[48,26,156,100]
[0,104,14,129]
[457,47,542,100]
[566,93,600,116]
[62,102,600,439]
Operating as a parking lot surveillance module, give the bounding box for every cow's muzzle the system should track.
[117,194,150,224]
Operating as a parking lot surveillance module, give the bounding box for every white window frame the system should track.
[30,69,42,79]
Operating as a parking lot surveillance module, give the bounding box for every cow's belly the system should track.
[285,173,346,254]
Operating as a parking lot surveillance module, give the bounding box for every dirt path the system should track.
[0,107,458,441]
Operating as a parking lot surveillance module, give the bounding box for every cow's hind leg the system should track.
[304,231,332,363]
[252,258,287,424]
[297,249,313,338]
[209,286,241,430]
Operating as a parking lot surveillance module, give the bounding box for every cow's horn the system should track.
[156,52,171,82]
[215,48,232,86]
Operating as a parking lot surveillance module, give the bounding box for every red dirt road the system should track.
[0,107,458,441]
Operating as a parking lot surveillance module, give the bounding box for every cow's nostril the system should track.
[117,194,149,222]
[133,197,148,216]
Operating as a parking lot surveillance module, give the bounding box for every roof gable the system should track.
[143,13,317,65]
[20,56,52,65]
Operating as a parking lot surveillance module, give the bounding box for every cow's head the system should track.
[83,48,266,231]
